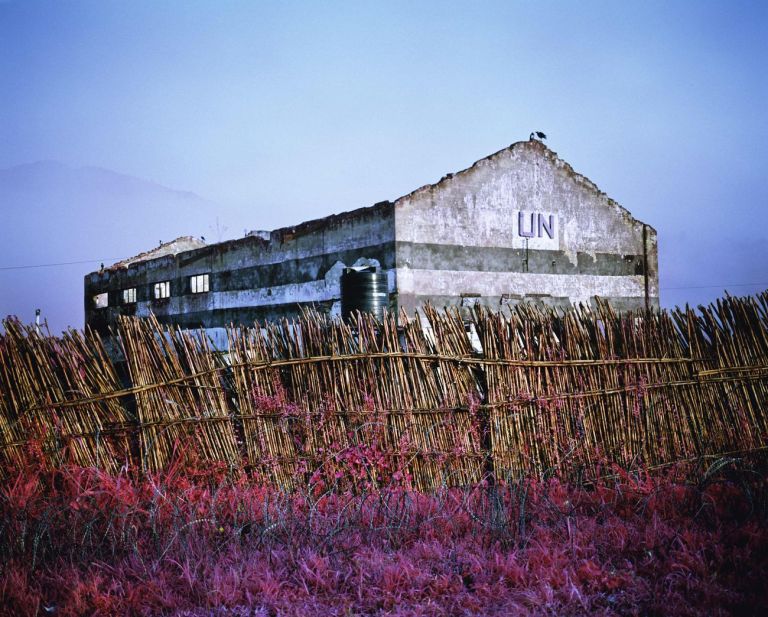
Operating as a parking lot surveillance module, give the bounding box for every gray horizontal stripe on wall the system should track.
[395,242,645,277]
[87,242,396,301]
[149,302,337,329]
[400,294,572,311]
[207,243,394,292]
[399,294,659,314]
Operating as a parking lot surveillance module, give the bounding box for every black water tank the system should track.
[340,267,388,323]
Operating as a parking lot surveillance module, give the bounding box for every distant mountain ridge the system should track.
[0,160,224,333]
[0,160,207,203]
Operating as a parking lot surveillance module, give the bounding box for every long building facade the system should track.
[84,140,658,334]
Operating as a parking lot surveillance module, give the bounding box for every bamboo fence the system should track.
[1,292,767,488]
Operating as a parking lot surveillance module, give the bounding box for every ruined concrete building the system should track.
[84,140,659,334]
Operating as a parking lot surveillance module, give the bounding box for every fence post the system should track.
[471,364,494,485]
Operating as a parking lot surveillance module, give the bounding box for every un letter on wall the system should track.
[516,211,559,249]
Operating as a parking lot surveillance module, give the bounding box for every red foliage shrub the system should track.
[0,458,766,616]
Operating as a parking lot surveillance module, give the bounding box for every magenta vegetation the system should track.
[1,454,766,616]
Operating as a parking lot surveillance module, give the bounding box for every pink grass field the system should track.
[1,456,767,616]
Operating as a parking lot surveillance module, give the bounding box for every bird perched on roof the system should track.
[530,131,547,141]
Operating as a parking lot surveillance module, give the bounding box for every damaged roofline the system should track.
[393,139,655,234]
[88,139,653,277]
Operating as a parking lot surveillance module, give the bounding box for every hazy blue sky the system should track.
[1,0,766,330]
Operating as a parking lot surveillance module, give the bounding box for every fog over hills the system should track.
[0,162,229,333]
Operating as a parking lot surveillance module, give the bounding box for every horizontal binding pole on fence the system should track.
[4,443,485,463]
[10,366,768,424]
[225,352,699,369]
[695,365,768,377]
[8,352,705,418]
[4,369,767,451]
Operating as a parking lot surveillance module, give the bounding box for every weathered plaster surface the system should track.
[393,140,657,311]
[396,269,650,305]
[85,206,397,331]
[394,140,651,258]
[111,236,207,269]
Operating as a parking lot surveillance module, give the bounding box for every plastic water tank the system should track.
[340,267,388,323]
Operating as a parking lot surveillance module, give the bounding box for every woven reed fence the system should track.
[1,292,767,488]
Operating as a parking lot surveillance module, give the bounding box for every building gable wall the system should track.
[393,141,658,313]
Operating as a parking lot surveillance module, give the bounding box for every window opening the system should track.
[93,292,108,309]
[190,274,210,294]
[154,281,171,299]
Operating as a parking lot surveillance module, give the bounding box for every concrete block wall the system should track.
[84,203,396,333]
